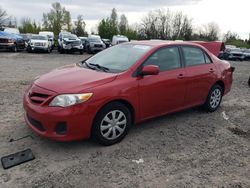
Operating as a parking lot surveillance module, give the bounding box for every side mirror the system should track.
[141,65,160,76]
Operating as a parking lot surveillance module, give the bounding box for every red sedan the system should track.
[23,41,234,145]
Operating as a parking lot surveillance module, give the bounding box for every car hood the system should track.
[0,31,23,40]
[34,63,118,93]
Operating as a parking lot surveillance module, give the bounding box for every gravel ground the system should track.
[0,51,249,188]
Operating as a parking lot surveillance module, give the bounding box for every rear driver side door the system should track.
[181,46,217,107]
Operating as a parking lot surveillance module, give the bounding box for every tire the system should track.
[204,84,223,112]
[92,102,132,146]
[60,48,64,54]
[27,46,32,53]
[80,50,84,55]
[87,47,92,54]
[12,45,17,52]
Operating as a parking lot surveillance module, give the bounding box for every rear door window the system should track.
[182,46,208,67]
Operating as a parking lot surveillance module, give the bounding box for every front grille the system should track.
[27,114,46,132]
[0,38,8,43]
[34,42,45,46]
[29,92,50,104]
[72,41,81,46]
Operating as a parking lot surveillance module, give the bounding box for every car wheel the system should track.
[92,102,132,146]
[27,46,32,53]
[12,45,17,52]
[204,84,223,112]
[80,50,84,55]
[87,47,92,54]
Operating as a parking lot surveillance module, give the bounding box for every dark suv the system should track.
[85,36,106,53]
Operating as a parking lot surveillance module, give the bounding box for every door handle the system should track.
[209,68,215,73]
[177,74,184,79]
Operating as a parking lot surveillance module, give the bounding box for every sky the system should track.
[1,0,249,39]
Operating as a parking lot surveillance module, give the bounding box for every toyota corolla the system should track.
[23,41,234,145]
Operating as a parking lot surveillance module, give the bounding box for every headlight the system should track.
[49,93,93,107]
[8,39,14,43]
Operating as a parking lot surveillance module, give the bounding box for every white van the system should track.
[112,35,129,45]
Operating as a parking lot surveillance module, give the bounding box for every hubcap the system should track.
[100,110,127,140]
[210,88,221,109]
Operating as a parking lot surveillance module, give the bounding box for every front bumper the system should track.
[63,44,83,51]
[90,47,105,52]
[0,43,15,49]
[30,46,49,51]
[23,86,95,141]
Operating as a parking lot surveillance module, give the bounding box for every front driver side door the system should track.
[138,46,187,120]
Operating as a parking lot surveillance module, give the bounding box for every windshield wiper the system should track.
[79,61,96,70]
[89,63,110,72]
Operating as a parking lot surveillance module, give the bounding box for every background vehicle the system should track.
[111,35,129,45]
[58,32,83,54]
[85,35,106,53]
[0,31,25,52]
[39,31,55,50]
[242,49,250,60]
[102,38,111,48]
[23,41,234,145]
[223,48,245,61]
[27,35,52,53]
[79,36,88,51]
[19,33,32,48]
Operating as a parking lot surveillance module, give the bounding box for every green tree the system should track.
[119,14,128,35]
[42,2,71,36]
[97,9,119,39]
[64,10,72,31]
[19,18,41,33]
[98,18,112,39]
[110,8,118,34]
[72,15,87,36]
[223,31,239,42]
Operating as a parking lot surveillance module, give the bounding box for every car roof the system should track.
[128,40,202,47]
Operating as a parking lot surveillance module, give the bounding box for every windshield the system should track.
[31,35,47,40]
[88,38,101,42]
[63,34,77,39]
[85,44,152,72]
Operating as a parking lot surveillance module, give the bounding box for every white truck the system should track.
[39,31,55,49]
[58,32,84,54]
[111,35,129,45]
